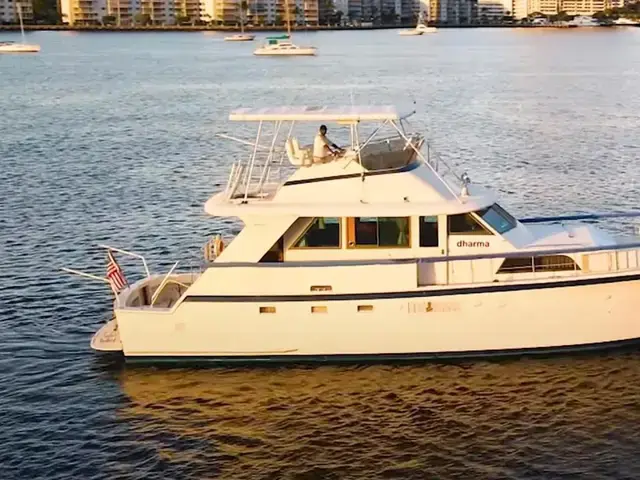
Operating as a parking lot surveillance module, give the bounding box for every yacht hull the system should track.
[110,273,640,362]
[0,43,40,53]
[253,47,316,56]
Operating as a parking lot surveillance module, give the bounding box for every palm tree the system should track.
[239,0,248,32]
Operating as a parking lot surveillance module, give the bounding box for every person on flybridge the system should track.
[313,125,344,163]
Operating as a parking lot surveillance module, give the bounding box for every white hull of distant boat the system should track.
[568,16,602,27]
[65,104,640,363]
[0,42,40,53]
[254,43,316,56]
[399,29,424,36]
[0,4,39,54]
[224,34,255,42]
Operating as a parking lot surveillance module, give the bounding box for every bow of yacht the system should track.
[65,104,640,363]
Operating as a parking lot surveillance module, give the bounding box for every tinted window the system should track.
[294,218,341,248]
[477,204,517,234]
[497,255,580,273]
[448,213,491,235]
[350,217,410,247]
[419,216,439,247]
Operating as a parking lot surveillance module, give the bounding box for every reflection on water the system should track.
[116,353,640,478]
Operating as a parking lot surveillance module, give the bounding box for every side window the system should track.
[419,216,439,247]
[497,255,580,273]
[293,218,341,248]
[448,213,492,235]
[348,217,410,248]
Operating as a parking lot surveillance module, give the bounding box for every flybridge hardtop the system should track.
[206,104,491,220]
[227,105,414,122]
[63,103,640,363]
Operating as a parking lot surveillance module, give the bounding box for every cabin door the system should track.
[417,215,448,286]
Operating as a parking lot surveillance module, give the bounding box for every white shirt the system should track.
[313,133,332,159]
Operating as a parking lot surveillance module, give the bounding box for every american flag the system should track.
[106,250,127,293]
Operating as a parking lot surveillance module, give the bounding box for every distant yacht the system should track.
[224,3,255,42]
[399,12,437,35]
[253,0,316,55]
[614,17,639,25]
[568,16,602,27]
[0,4,40,54]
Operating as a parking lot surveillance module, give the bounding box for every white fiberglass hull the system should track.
[253,46,316,56]
[0,43,40,53]
[109,273,640,362]
[399,30,424,36]
[224,34,255,41]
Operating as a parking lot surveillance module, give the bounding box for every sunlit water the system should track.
[1,27,640,479]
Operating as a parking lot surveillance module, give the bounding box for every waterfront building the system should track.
[429,0,476,23]
[0,0,33,22]
[510,0,624,18]
[60,0,107,25]
[478,0,511,20]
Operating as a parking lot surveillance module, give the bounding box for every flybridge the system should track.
[216,104,468,206]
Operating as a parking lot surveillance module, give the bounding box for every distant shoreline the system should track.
[2,23,629,32]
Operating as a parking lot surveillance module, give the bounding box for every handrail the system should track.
[151,261,180,306]
[198,241,640,269]
[98,244,150,278]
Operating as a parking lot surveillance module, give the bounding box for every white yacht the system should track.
[568,16,602,27]
[65,105,640,363]
[224,3,255,42]
[614,18,639,25]
[0,4,40,54]
[399,13,437,35]
[253,0,315,56]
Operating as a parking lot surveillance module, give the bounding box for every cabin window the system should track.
[497,255,580,274]
[293,217,341,248]
[448,213,492,235]
[419,216,439,247]
[347,217,410,248]
[476,204,517,234]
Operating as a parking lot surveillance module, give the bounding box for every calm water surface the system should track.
[2,28,640,479]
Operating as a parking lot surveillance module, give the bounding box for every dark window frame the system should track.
[497,255,581,274]
[291,217,342,249]
[347,217,411,249]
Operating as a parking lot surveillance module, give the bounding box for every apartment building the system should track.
[0,0,34,23]
[511,0,623,18]
[478,0,511,19]
[429,0,476,23]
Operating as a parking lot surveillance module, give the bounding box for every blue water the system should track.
[2,27,640,479]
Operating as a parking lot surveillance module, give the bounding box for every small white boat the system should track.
[254,37,316,56]
[568,16,602,27]
[224,34,255,42]
[65,104,640,363]
[614,18,639,25]
[0,5,40,54]
[224,5,255,42]
[254,0,315,56]
[399,13,436,35]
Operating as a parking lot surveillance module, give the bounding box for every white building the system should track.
[0,0,33,23]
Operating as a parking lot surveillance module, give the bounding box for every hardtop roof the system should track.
[228,105,413,122]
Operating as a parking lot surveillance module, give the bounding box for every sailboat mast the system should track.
[240,0,244,33]
[17,2,25,42]
[284,0,291,36]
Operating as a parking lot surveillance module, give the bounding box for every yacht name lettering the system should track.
[457,240,490,248]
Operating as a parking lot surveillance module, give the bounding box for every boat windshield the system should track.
[476,204,517,234]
